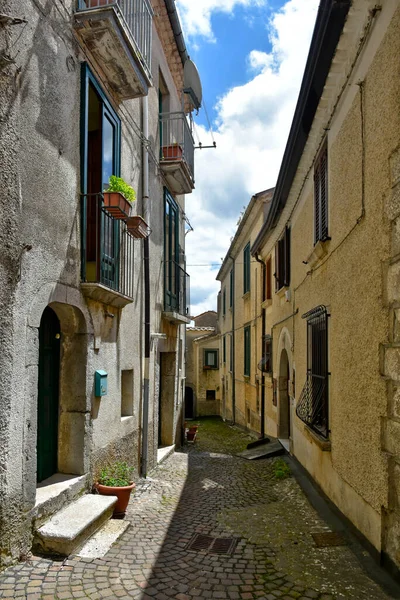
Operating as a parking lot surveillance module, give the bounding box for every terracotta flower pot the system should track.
[86,0,109,7]
[126,216,150,239]
[103,192,131,220]
[95,482,136,518]
[162,144,183,160]
[186,431,196,442]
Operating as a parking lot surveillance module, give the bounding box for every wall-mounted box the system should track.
[95,370,108,397]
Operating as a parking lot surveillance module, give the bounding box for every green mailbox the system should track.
[95,370,108,397]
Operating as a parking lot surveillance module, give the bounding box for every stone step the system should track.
[77,519,130,559]
[236,440,286,460]
[34,473,88,528]
[34,494,117,556]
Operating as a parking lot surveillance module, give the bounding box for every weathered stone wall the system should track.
[0,0,187,565]
[256,0,400,558]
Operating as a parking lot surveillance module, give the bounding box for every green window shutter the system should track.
[223,336,226,363]
[223,287,226,316]
[229,268,233,307]
[244,325,251,376]
[243,243,250,294]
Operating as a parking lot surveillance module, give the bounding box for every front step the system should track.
[34,494,117,556]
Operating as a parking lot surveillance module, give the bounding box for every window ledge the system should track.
[275,285,288,298]
[242,291,251,300]
[303,424,331,451]
[306,239,330,269]
[262,298,272,309]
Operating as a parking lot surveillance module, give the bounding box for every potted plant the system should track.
[126,215,150,239]
[103,175,136,220]
[94,461,135,518]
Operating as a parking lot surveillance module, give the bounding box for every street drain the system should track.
[312,532,347,547]
[187,534,237,555]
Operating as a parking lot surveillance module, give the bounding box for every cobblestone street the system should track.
[0,419,398,600]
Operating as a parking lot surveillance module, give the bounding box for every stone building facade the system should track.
[0,0,196,566]
[185,312,220,418]
[216,189,273,431]
[249,0,400,575]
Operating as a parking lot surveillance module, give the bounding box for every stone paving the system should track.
[0,418,399,599]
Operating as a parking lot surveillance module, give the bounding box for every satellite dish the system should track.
[183,59,202,111]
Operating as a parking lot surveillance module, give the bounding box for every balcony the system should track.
[81,194,135,308]
[163,260,191,324]
[75,0,153,100]
[159,112,195,195]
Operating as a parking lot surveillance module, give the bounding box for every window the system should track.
[229,268,234,307]
[204,349,218,369]
[274,227,290,291]
[229,334,233,372]
[265,257,272,300]
[223,336,226,364]
[243,243,250,294]
[314,145,329,244]
[81,63,121,289]
[258,335,272,373]
[164,189,179,311]
[121,369,134,417]
[296,306,329,438]
[244,325,251,377]
[222,287,226,317]
[206,390,216,401]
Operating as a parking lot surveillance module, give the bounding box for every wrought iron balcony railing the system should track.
[165,260,190,318]
[76,0,153,82]
[160,112,195,182]
[81,194,135,300]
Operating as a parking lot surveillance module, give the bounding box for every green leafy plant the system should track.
[105,175,136,203]
[98,461,134,487]
[272,458,291,480]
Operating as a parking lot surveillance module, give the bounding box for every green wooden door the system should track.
[37,307,61,483]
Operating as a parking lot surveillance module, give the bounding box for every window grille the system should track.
[206,390,216,401]
[244,325,251,376]
[296,305,329,438]
[258,334,272,373]
[314,145,329,244]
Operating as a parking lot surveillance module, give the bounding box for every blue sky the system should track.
[188,1,283,127]
[175,0,319,316]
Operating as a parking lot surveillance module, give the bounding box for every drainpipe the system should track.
[255,253,266,439]
[229,254,236,424]
[141,95,150,477]
[164,0,189,65]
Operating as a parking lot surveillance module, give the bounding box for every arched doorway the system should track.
[278,348,290,440]
[37,306,61,482]
[185,386,194,419]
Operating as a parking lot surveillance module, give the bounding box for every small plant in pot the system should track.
[94,461,135,518]
[103,175,136,220]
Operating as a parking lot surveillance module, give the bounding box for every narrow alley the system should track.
[0,419,398,600]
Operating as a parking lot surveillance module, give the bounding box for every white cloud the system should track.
[176,0,266,42]
[185,0,319,314]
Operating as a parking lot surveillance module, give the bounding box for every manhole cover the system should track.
[187,534,237,555]
[188,534,214,552]
[312,532,347,547]
[210,537,237,555]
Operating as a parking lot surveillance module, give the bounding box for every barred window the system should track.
[258,334,272,374]
[296,306,329,438]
